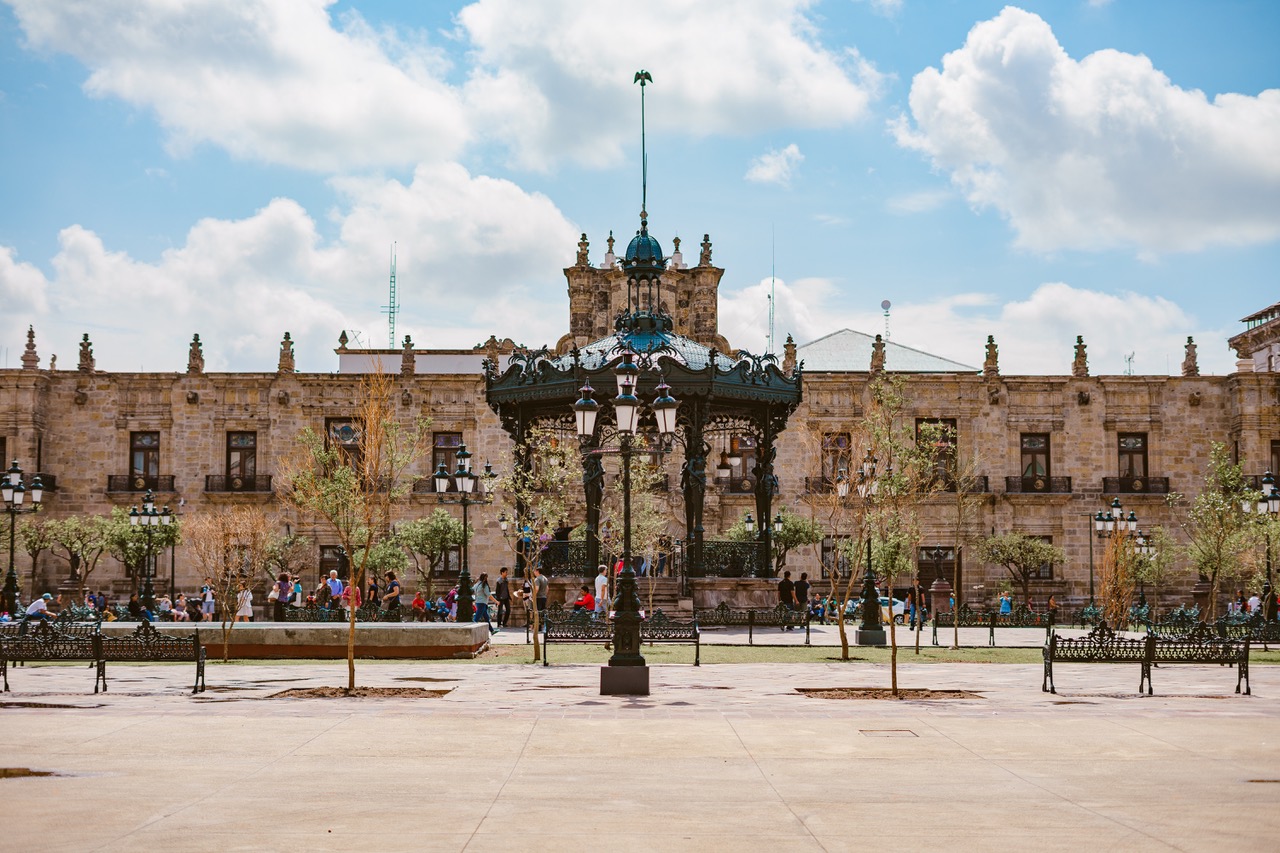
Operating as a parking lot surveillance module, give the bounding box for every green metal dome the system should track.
[623,215,664,268]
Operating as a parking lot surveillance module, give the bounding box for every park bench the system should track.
[932,605,1054,646]
[694,602,809,645]
[97,622,206,695]
[0,619,99,692]
[1043,620,1249,695]
[542,609,699,667]
[1213,613,1280,648]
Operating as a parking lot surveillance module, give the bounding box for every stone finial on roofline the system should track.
[187,334,205,374]
[278,332,295,374]
[1182,336,1199,377]
[21,325,38,370]
[1072,335,1089,378]
[870,334,886,376]
[401,335,416,376]
[78,333,95,372]
[983,335,999,379]
[782,334,797,375]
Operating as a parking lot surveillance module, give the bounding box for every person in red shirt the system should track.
[410,591,427,622]
[573,585,595,613]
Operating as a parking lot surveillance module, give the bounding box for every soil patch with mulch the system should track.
[269,686,451,699]
[797,687,981,700]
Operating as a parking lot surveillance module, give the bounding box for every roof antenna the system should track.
[634,70,653,224]
[382,242,399,349]
[1125,351,1135,376]
[882,300,892,340]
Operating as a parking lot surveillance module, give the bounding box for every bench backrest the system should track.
[98,622,198,661]
[0,619,97,658]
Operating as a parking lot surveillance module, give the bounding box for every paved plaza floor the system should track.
[1,655,1278,852]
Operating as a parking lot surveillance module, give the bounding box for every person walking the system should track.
[382,571,402,616]
[495,567,512,629]
[472,572,496,634]
[794,572,811,616]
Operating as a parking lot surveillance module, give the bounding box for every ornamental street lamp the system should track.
[434,444,494,625]
[831,452,885,644]
[574,352,679,694]
[1094,497,1144,610]
[2,460,44,615]
[1242,470,1280,620]
[128,489,171,611]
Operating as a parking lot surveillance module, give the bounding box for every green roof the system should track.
[797,329,979,373]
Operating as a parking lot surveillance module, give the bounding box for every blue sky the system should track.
[1,0,1276,375]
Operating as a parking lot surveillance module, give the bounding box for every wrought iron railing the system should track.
[1005,476,1073,494]
[204,474,273,493]
[538,541,591,576]
[107,475,176,493]
[935,475,989,493]
[688,539,771,579]
[1102,476,1170,494]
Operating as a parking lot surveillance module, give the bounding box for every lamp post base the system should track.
[854,627,886,646]
[600,664,650,696]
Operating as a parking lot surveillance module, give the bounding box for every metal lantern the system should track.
[773,513,783,534]
[651,377,678,436]
[433,462,451,494]
[744,513,755,534]
[574,382,600,439]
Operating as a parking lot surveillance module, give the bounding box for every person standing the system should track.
[382,571,402,616]
[235,583,253,622]
[325,570,344,608]
[201,579,216,622]
[272,573,290,622]
[532,566,549,614]
[495,567,512,629]
[778,571,797,630]
[594,565,609,616]
[794,572,811,616]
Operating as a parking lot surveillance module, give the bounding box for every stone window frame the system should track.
[225,431,258,486]
[130,430,161,487]
[1118,432,1148,479]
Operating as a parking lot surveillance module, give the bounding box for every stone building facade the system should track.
[2,242,1278,611]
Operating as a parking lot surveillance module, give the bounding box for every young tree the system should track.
[184,505,273,661]
[493,424,582,663]
[972,532,1065,608]
[725,505,824,575]
[102,506,181,596]
[45,515,110,598]
[924,421,987,650]
[1132,526,1183,618]
[1167,443,1253,619]
[395,509,468,598]
[280,371,429,690]
[16,516,53,596]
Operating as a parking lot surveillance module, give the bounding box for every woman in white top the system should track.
[235,583,253,622]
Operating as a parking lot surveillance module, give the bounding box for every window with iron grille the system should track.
[916,418,957,485]
[1028,535,1055,580]
[226,431,257,489]
[433,432,463,491]
[1118,433,1147,479]
[821,432,851,483]
[326,418,362,472]
[130,431,160,487]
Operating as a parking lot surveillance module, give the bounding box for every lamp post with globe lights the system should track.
[128,489,172,611]
[433,444,495,626]
[2,460,44,615]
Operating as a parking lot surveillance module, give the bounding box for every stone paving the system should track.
[1,656,1278,851]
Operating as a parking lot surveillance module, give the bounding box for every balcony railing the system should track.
[1103,476,1170,494]
[687,540,771,579]
[935,475,989,494]
[1005,476,1073,494]
[107,475,176,493]
[713,476,778,495]
[204,474,273,493]
[805,476,836,494]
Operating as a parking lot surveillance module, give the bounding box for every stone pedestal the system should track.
[600,664,650,695]
[929,578,953,615]
[854,627,886,646]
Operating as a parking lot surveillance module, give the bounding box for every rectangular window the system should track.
[821,432,851,484]
[433,432,463,491]
[1020,433,1051,492]
[1027,535,1055,580]
[319,545,348,581]
[916,418,958,488]
[1118,433,1148,482]
[326,418,362,472]
[821,535,854,580]
[226,431,257,490]
[130,431,160,489]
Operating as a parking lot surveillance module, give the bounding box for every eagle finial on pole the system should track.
[634,70,653,224]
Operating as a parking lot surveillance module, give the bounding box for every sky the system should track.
[0,0,1277,376]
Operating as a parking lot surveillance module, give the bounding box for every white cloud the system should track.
[458,0,878,170]
[719,278,1234,376]
[0,164,579,371]
[856,0,904,18]
[886,188,950,214]
[893,7,1280,253]
[745,144,805,186]
[8,0,468,171]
